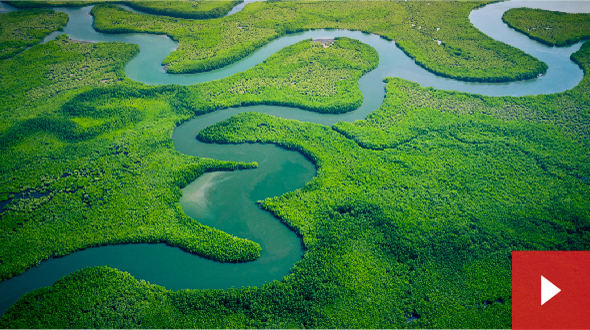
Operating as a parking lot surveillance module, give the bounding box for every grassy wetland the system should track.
[1,1,590,329]
[503,7,590,46]
[90,1,547,82]
[5,0,243,19]
[0,8,67,59]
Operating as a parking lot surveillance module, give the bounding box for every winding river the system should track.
[1,0,589,317]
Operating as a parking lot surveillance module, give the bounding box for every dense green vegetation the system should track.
[194,37,378,114]
[0,33,136,117]
[3,36,590,329]
[503,8,590,46]
[0,34,265,281]
[0,34,375,282]
[0,9,68,59]
[3,1,106,8]
[123,1,242,19]
[335,41,590,146]
[91,1,547,82]
[4,1,242,19]
[3,1,98,8]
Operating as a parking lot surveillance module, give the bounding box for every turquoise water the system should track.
[1,0,590,317]
[226,0,266,16]
[40,4,588,96]
[0,2,15,13]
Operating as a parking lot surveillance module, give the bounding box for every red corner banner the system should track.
[512,251,590,329]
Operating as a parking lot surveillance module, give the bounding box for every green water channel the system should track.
[1,0,590,317]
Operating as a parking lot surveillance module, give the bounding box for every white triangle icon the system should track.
[541,275,561,305]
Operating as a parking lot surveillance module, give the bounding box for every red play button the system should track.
[513,251,590,329]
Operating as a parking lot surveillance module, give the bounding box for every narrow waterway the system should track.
[1,0,589,317]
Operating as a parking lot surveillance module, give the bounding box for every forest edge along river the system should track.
[1,0,590,317]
